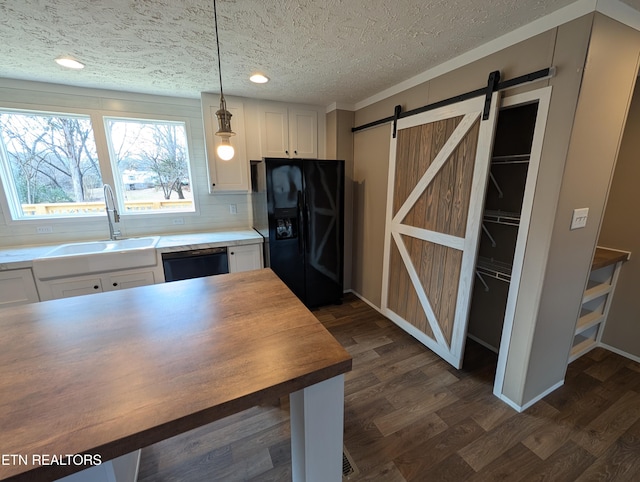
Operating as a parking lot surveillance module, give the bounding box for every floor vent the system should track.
[343,446,359,479]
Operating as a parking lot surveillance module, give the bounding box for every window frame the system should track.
[103,114,197,216]
[0,105,200,224]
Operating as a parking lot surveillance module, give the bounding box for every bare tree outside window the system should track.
[0,110,195,219]
[0,111,103,217]
[105,118,194,213]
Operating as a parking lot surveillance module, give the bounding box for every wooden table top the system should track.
[0,269,352,481]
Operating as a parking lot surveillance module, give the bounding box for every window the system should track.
[0,110,104,218]
[105,118,194,213]
[0,109,195,220]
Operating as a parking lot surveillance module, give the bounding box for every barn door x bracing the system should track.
[382,93,499,369]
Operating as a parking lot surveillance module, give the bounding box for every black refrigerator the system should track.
[251,157,344,308]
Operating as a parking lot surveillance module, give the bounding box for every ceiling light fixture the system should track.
[213,0,235,161]
[54,56,85,70]
[250,74,269,84]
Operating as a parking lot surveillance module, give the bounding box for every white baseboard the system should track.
[497,379,564,413]
[599,342,640,364]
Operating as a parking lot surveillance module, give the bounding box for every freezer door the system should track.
[303,160,344,307]
[265,159,306,302]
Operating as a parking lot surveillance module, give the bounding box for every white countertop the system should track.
[0,229,263,270]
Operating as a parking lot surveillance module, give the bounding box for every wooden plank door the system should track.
[381,94,499,369]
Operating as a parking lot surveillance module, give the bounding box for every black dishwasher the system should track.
[162,247,229,282]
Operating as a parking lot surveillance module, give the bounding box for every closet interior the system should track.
[467,101,539,353]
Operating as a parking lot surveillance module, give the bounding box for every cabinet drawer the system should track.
[50,277,103,299]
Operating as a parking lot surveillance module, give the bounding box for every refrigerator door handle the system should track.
[304,192,311,254]
[297,190,304,255]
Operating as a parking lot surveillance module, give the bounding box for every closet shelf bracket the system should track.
[489,172,504,198]
[482,223,497,247]
[475,271,490,292]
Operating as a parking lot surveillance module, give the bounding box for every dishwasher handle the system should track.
[161,246,227,260]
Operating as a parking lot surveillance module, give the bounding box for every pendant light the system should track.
[213,0,235,161]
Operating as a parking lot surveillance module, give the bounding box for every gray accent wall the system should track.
[599,78,640,360]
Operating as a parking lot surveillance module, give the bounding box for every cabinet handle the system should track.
[230,251,234,255]
[112,282,118,287]
[285,150,289,155]
[294,150,298,155]
[93,285,99,290]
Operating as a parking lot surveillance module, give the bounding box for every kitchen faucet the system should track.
[103,183,122,240]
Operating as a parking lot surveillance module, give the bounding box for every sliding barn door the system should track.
[382,94,499,369]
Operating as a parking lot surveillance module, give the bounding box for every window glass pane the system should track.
[0,110,103,218]
[105,118,194,213]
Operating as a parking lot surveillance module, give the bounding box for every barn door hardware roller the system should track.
[352,67,555,135]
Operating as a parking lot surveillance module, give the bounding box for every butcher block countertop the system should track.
[0,269,352,481]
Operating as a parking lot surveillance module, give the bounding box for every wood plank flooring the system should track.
[137,293,640,481]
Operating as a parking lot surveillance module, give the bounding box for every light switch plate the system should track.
[571,208,589,230]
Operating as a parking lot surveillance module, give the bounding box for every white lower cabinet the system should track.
[49,277,104,300]
[228,244,263,273]
[0,268,40,307]
[39,268,160,301]
[105,270,157,291]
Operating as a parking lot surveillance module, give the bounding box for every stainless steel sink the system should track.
[32,237,160,280]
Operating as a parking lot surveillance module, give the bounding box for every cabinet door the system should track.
[105,270,156,291]
[289,109,318,158]
[228,244,263,273]
[260,104,290,158]
[0,269,40,307]
[202,93,249,192]
[49,278,103,300]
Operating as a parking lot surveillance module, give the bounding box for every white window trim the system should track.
[0,104,201,225]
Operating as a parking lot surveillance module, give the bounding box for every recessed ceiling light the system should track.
[55,56,85,70]
[250,74,269,84]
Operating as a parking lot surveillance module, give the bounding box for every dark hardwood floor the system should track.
[138,293,640,481]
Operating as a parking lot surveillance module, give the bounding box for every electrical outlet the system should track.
[229,204,237,214]
[36,226,53,234]
[172,217,184,225]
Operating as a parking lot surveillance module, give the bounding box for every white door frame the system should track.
[492,86,552,407]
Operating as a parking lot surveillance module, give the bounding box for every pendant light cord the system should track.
[213,0,225,99]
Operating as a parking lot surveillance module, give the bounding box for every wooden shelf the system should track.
[582,280,612,303]
[592,247,631,271]
[570,245,630,364]
[569,332,598,362]
[484,210,521,226]
[575,308,605,335]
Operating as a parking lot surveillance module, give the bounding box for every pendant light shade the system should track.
[213,0,235,161]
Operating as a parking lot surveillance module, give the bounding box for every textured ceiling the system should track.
[0,0,638,107]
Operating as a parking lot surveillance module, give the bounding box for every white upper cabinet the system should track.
[259,102,318,158]
[201,93,249,192]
